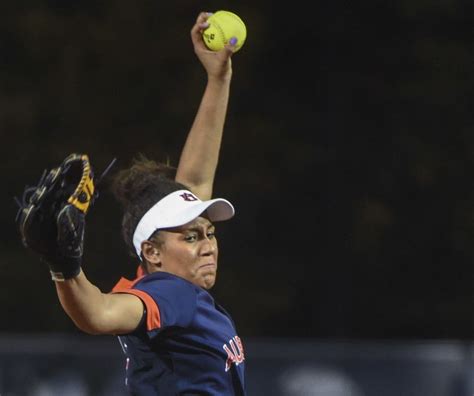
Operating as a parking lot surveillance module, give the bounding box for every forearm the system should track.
[54,270,112,334]
[175,75,231,200]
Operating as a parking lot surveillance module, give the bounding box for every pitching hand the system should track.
[191,12,236,80]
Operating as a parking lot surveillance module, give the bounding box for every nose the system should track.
[200,237,216,256]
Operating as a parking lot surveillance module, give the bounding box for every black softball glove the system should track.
[15,153,98,281]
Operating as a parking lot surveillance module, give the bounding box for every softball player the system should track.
[51,12,246,395]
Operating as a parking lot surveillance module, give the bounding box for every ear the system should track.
[141,240,161,266]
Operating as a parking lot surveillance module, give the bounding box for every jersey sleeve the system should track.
[114,275,198,336]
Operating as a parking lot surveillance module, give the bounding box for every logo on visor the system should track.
[180,192,198,202]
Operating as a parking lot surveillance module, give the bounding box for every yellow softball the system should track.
[202,10,247,52]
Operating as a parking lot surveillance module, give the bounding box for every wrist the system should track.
[50,267,82,282]
[41,256,82,281]
[207,73,232,85]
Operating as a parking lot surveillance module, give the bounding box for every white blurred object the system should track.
[280,365,364,396]
[28,371,88,396]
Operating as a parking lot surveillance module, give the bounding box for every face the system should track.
[145,216,219,289]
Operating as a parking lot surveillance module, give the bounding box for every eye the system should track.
[184,233,197,242]
[207,231,215,239]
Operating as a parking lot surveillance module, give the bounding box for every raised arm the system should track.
[175,12,237,200]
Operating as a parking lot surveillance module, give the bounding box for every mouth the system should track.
[199,263,216,270]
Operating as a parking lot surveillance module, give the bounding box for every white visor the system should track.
[132,189,235,258]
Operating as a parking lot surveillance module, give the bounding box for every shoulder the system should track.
[133,272,200,328]
[134,272,199,299]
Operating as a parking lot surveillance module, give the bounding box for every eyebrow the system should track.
[182,223,215,233]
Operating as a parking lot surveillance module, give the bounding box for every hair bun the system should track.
[111,154,176,209]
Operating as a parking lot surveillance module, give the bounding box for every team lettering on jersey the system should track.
[223,336,245,371]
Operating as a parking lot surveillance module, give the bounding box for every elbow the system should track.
[75,322,100,335]
[72,318,108,335]
[186,184,213,201]
[81,326,103,336]
[175,175,212,200]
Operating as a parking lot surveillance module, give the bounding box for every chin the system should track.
[201,274,216,290]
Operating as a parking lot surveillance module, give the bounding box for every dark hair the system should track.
[111,154,188,258]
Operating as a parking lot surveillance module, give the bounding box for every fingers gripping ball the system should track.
[203,10,247,52]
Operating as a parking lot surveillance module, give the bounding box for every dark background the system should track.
[0,1,472,340]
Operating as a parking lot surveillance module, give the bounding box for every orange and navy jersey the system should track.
[112,271,246,395]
